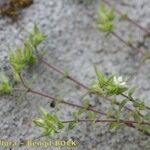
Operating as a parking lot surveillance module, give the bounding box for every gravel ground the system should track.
[0,0,150,150]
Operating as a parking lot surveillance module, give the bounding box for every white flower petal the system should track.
[113,76,126,86]
[120,82,126,86]
[118,76,123,82]
[113,76,118,84]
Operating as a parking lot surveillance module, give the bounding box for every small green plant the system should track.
[96,3,146,55]
[13,1,150,148]
[1,25,150,148]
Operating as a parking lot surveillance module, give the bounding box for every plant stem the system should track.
[111,31,144,54]
[26,89,150,135]
[29,89,106,116]
[103,0,150,35]
[18,73,31,91]
[41,59,89,89]
[18,74,150,136]
[62,118,150,125]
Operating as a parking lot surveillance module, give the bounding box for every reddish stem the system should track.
[111,31,144,54]
[63,118,150,125]
[29,89,150,133]
[18,74,150,136]
[41,59,89,89]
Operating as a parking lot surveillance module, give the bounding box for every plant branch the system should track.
[18,73,31,91]
[26,90,150,135]
[111,31,144,54]
[103,0,150,35]
[18,74,150,136]
[41,59,89,89]
[40,59,143,115]
[62,118,150,125]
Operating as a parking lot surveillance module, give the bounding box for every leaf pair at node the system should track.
[9,42,36,74]
[90,69,128,96]
[97,3,115,34]
[28,25,47,47]
[33,107,64,137]
[9,25,46,75]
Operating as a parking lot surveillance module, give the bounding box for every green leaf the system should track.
[106,85,128,96]
[71,100,89,118]
[72,112,79,120]
[109,122,124,131]
[82,99,90,109]
[133,99,145,110]
[0,73,13,94]
[95,69,109,88]
[92,118,97,128]
[131,111,142,124]
[106,106,114,118]
[33,118,45,127]
[41,128,57,137]
[97,22,114,33]
[115,111,120,122]
[33,107,64,137]
[138,124,150,133]
[144,113,150,120]
[68,121,76,130]
[89,80,103,95]
[57,122,64,129]
[87,112,96,120]
[109,122,119,130]
[97,3,115,34]
[28,24,47,47]
[119,99,128,111]
[107,7,115,21]
[9,43,36,74]
[78,108,86,116]
[128,87,136,97]
[24,42,36,64]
